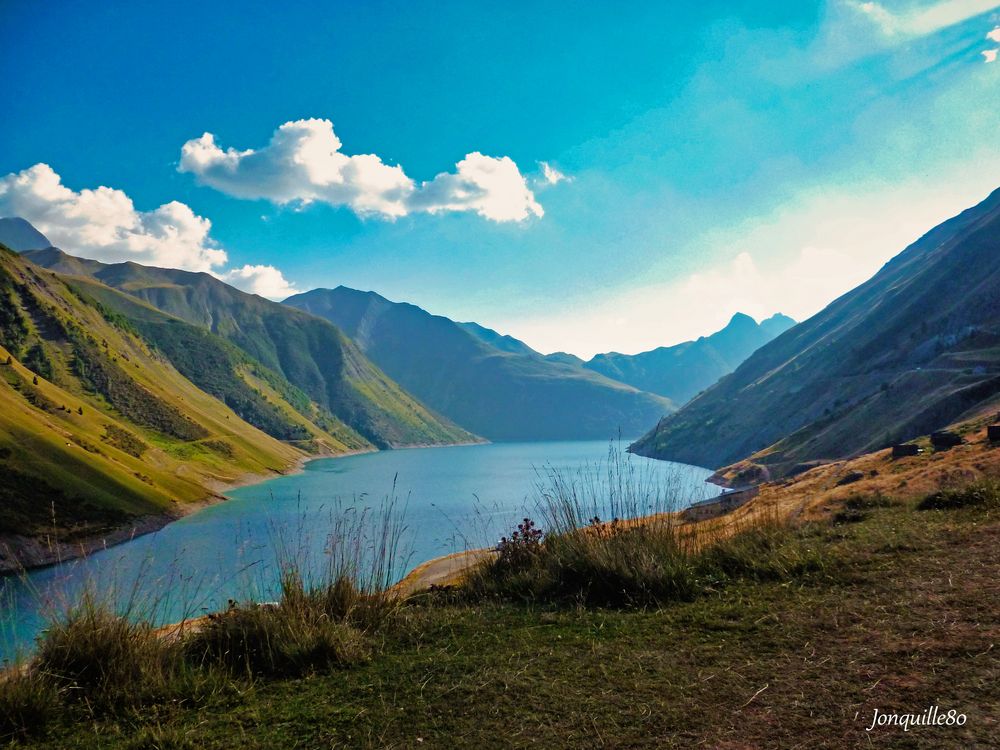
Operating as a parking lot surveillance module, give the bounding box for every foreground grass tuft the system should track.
[186,579,373,677]
[33,597,231,715]
[917,477,1000,511]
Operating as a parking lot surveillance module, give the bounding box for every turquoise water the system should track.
[0,440,719,663]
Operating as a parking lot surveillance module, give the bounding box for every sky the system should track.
[1,0,999,358]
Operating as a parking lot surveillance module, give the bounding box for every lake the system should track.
[0,440,719,663]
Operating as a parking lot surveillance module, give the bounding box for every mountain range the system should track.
[630,187,1000,480]
[0,245,313,552]
[23,247,472,450]
[285,287,674,441]
[286,289,796,441]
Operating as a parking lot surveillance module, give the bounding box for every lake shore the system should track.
[1,440,462,575]
[1,437,492,575]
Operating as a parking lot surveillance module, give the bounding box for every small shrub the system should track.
[203,439,234,458]
[495,518,544,571]
[187,599,369,677]
[0,668,59,741]
[102,423,148,458]
[917,478,1000,511]
[33,598,202,712]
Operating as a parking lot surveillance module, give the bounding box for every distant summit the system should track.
[0,217,51,252]
[584,312,796,404]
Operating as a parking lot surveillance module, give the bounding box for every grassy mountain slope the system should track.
[284,287,674,441]
[0,246,309,547]
[630,187,1000,476]
[586,312,795,403]
[66,278,367,454]
[24,249,475,450]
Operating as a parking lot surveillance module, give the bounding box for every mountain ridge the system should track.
[285,286,675,441]
[22,248,476,450]
[629,186,1000,477]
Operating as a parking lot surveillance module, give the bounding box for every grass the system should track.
[0,669,59,741]
[463,450,828,606]
[184,575,373,677]
[464,516,828,607]
[916,476,1000,511]
[3,468,999,747]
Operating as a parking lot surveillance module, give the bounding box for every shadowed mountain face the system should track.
[584,313,795,404]
[23,248,475,450]
[284,287,674,441]
[630,187,1000,477]
[0,217,51,252]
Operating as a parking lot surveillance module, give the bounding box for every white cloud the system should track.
[539,161,570,186]
[984,48,999,61]
[179,118,543,223]
[0,163,302,300]
[988,24,1000,40]
[0,163,227,271]
[847,0,1000,37]
[408,152,543,221]
[218,264,300,299]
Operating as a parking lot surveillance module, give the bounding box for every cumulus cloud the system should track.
[984,48,999,61]
[0,163,303,300]
[218,264,300,299]
[989,24,1000,41]
[179,118,544,222]
[0,163,227,271]
[847,0,1000,37]
[408,152,543,221]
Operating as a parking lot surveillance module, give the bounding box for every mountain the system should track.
[455,308,795,404]
[284,286,674,441]
[0,217,51,252]
[630,187,1000,478]
[544,352,586,367]
[23,247,475,450]
[457,321,540,357]
[0,245,317,554]
[585,313,796,404]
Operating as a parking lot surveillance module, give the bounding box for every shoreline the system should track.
[0,439,482,576]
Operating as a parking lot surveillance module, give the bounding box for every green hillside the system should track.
[0,246,311,551]
[24,249,476,450]
[285,287,675,441]
[630,187,1000,477]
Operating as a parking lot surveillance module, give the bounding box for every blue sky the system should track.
[2,0,998,357]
